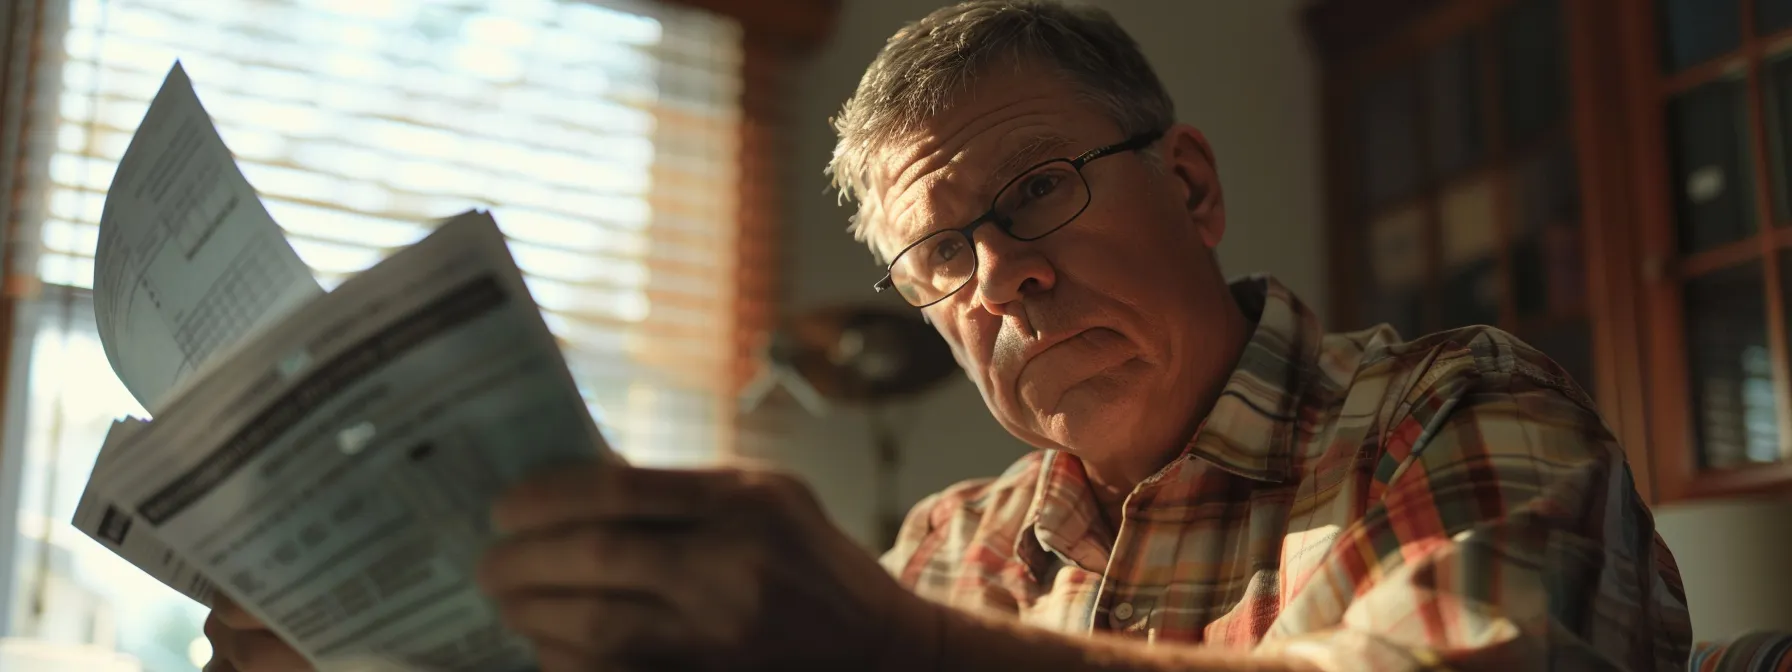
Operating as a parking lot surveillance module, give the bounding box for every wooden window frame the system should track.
[1617,0,1792,501]
[0,0,52,443]
[658,0,840,456]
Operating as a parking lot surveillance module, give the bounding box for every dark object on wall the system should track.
[739,305,957,548]
[743,305,956,409]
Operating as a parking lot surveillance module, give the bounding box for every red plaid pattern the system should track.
[882,276,1691,671]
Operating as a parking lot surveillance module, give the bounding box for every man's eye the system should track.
[1020,174,1061,201]
[931,236,964,263]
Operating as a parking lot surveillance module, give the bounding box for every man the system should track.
[202,1,1692,670]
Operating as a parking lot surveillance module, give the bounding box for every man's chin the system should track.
[1029,373,1147,451]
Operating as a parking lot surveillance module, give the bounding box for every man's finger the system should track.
[212,595,267,631]
[205,611,307,671]
[501,592,679,664]
[204,612,238,664]
[492,464,742,533]
[226,629,309,671]
[532,641,589,672]
[530,636,661,672]
[478,522,694,596]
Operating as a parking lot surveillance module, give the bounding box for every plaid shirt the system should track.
[881,276,1692,671]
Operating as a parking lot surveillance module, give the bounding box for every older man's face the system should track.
[868,64,1237,462]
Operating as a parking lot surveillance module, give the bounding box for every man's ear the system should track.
[1161,123,1225,249]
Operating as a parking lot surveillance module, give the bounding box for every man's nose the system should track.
[968,226,1055,316]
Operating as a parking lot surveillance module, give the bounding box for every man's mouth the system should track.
[1013,327,1134,398]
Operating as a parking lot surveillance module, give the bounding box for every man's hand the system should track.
[202,593,308,671]
[479,462,940,671]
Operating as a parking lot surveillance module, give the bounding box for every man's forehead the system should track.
[982,133,1077,194]
[869,127,1078,249]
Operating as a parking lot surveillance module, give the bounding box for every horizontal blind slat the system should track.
[39,218,737,295]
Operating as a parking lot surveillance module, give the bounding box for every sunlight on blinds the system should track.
[33,0,743,466]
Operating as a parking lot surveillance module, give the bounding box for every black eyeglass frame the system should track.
[871,129,1166,307]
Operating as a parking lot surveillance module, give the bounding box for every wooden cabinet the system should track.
[1306,0,1792,503]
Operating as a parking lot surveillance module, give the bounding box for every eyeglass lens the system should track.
[888,161,1091,306]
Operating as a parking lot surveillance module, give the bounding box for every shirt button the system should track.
[1112,602,1135,621]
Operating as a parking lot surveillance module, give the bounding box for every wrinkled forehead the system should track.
[864,126,1078,260]
[854,60,1120,263]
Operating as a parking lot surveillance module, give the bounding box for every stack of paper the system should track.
[69,63,611,671]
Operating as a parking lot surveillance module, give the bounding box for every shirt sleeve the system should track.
[1253,355,1693,672]
[1688,631,1792,671]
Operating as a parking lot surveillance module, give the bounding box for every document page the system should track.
[71,418,216,605]
[92,62,321,413]
[91,211,610,672]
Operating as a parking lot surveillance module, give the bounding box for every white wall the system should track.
[1652,498,1792,643]
[751,0,1324,547]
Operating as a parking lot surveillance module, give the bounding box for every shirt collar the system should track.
[1013,275,1323,577]
[1014,449,1115,577]
[1181,274,1321,484]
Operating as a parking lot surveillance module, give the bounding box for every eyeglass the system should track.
[872,129,1165,307]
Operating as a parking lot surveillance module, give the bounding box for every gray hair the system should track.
[827,0,1175,261]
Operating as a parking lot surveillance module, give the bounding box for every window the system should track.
[1639,0,1792,500]
[0,0,744,669]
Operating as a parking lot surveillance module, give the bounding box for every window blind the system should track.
[0,0,759,664]
[29,0,744,466]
